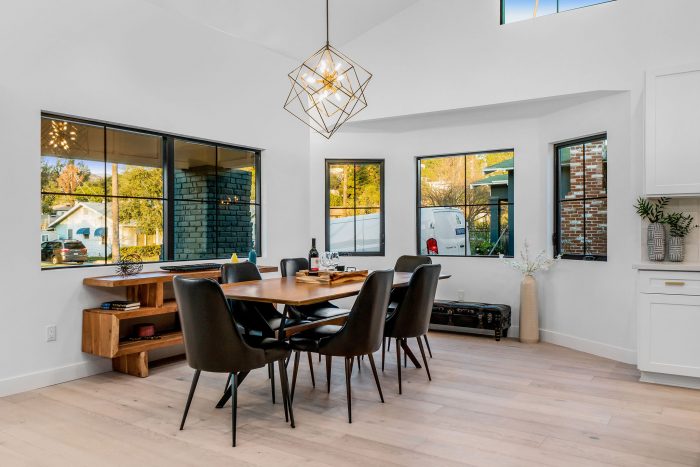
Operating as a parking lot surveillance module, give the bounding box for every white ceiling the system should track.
[145,0,418,61]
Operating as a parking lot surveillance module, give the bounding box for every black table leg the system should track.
[400,339,422,369]
[216,370,249,408]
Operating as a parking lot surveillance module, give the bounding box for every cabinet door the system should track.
[638,293,700,377]
[645,63,700,196]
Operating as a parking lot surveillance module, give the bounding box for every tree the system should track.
[117,166,164,236]
[56,161,89,194]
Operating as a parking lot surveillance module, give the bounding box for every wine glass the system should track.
[330,251,340,270]
[320,252,333,270]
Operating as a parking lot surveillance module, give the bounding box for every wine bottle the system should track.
[308,238,320,272]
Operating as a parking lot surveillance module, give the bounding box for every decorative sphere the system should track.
[116,253,144,277]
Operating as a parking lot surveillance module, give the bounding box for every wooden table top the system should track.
[83,264,278,288]
[220,271,451,306]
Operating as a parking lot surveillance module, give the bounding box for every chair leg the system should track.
[325,355,332,393]
[231,372,238,447]
[404,338,408,368]
[278,357,295,428]
[179,369,200,430]
[307,352,316,388]
[291,351,300,403]
[344,357,352,423]
[387,337,391,352]
[381,337,386,372]
[423,334,433,358]
[319,353,321,362]
[396,338,402,395]
[367,353,384,403]
[269,362,276,405]
[417,336,432,381]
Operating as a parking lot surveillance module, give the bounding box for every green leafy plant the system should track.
[634,197,669,223]
[663,212,697,238]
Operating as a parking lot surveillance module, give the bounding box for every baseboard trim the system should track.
[540,329,636,364]
[0,359,112,398]
[640,371,700,390]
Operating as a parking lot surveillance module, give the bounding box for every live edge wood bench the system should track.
[82,265,277,378]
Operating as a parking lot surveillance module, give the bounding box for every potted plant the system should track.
[634,197,669,261]
[500,241,560,344]
[663,212,696,262]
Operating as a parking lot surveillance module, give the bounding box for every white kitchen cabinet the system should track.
[637,268,700,388]
[645,63,700,196]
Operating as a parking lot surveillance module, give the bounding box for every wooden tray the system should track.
[295,269,369,285]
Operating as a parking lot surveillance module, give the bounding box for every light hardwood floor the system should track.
[1,332,699,466]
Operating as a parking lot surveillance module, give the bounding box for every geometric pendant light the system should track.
[284,0,372,139]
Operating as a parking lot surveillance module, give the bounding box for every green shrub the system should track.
[119,245,162,259]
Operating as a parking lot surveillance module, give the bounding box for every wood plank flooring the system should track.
[1,332,699,466]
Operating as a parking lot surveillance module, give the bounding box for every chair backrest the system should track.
[394,255,432,273]
[386,264,441,338]
[221,262,261,283]
[173,276,266,373]
[280,258,308,277]
[220,262,277,337]
[321,270,394,356]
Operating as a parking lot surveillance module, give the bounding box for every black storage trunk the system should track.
[430,301,511,341]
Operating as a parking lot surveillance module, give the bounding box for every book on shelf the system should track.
[100,301,141,311]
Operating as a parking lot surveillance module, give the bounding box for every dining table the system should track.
[214,270,450,408]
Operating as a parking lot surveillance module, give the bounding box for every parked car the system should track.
[419,207,469,256]
[41,240,88,265]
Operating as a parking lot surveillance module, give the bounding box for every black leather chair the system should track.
[382,264,441,394]
[387,255,434,358]
[173,276,294,447]
[289,270,394,423]
[221,262,306,403]
[279,258,348,320]
[222,262,321,395]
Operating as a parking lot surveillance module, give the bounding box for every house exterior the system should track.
[42,201,160,258]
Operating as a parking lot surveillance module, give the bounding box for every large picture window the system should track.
[554,134,607,261]
[325,159,384,256]
[417,150,514,257]
[40,114,261,269]
[501,0,613,24]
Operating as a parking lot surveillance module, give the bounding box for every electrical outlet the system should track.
[46,325,57,342]
[457,290,465,301]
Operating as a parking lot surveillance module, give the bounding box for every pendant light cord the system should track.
[326,0,329,45]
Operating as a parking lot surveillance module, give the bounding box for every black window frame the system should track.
[553,133,607,261]
[500,0,615,25]
[324,159,385,257]
[416,149,515,258]
[40,112,262,270]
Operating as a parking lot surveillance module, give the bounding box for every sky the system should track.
[503,0,612,23]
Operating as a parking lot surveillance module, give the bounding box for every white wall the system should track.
[0,0,311,396]
[343,0,700,122]
[311,92,636,362]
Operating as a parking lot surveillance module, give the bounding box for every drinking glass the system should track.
[330,251,340,269]
[320,252,333,270]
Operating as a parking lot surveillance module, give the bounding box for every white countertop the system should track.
[634,262,700,272]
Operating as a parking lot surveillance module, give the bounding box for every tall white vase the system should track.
[519,275,539,344]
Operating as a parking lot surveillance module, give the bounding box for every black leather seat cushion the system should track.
[308,307,349,319]
[243,335,291,362]
[290,325,342,352]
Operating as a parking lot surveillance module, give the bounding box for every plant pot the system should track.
[519,275,539,344]
[668,236,685,262]
[647,222,666,262]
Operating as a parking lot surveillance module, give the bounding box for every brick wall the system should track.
[560,142,607,256]
[173,167,253,260]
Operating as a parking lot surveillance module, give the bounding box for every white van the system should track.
[329,212,381,252]
[419,207,469,256]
